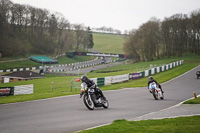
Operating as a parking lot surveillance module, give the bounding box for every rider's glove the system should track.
[80,92,83,98]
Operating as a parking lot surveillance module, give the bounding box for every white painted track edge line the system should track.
[133,114,200,121]
[75,123,111,133]
[130,94,200,121]
[75,95,200,132]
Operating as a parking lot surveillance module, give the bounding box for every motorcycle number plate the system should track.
[88,89,95,92]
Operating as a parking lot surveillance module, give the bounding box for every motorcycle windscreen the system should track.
[149,82,156,89]
[81,82,87,92]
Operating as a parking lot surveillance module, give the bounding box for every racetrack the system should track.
[0,66,200,133]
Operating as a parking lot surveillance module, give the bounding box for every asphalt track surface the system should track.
[68,61,122,74]
[0,66,200,133]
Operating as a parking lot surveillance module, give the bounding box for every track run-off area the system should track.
[0,65,200,133]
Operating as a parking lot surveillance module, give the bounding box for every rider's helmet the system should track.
[149,76,154,81]
[81,75,88,83]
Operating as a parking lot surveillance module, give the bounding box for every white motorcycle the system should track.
[149,82,164,100]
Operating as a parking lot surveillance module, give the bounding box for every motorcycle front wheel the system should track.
[83,94,94,110]
[102,99,109,109]
[152,90,159,100]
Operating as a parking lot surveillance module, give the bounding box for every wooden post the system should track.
[51,82,54,92]
[194,91,197,99]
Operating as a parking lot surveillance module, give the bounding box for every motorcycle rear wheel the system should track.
[83,94,94,110]
[160,93,164,100]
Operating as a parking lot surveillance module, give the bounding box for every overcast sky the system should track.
[11,0,200,32]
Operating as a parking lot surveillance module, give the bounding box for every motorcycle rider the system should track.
[147,76,164,93]
[80,75,106,100]
[196,70,200,78]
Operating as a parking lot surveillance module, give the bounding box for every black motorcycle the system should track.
[196,70,200,79]
[80,83,109,110]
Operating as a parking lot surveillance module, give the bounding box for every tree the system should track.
[87,27,94,48]
[124,9,200,60]
[73,24,89,51]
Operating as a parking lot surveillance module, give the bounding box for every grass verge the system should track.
[79,115,200,133]
[183,97,200,104]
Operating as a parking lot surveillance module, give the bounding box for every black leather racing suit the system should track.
[84,79,105,98]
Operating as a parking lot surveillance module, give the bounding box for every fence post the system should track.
[51,82,54,92]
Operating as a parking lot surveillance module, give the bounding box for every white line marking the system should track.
[75,123,111,133]
[131,94,200,121]
[75,94,200,132]
[134,114,200,121]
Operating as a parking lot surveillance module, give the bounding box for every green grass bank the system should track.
[93,33,126,54]
[183,97,200,104]
[79,115,200,133]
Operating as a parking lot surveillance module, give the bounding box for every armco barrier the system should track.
[73,60,183,90]
[0,84,33,96]
[129,73,141,80]
[157,67,160,73]
[88,60,184,88]
[0,87,14,96]
[139,60,184,78]
[141,71,145,78]
[90,78,97,85]
[14,84,33,95]
[97,78,105,87]
[93,74,129,87]
[151,68,155,75]
[111,74,129,84]
[104,77,112,85]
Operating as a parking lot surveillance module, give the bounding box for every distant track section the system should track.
[66,52,127,58]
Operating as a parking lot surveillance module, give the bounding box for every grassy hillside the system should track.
[93,33,126,54]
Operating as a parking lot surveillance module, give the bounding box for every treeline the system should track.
[91,26,122,34]
[0,0,94,57]
[124,9,200,61]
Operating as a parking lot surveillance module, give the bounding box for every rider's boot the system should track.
[160,88,164,93]
[97,88,106,100]
[159,85,164,93]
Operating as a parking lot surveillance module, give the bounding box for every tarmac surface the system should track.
[133,100,200,121]
[0,65,200,133]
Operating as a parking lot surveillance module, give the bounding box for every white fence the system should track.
[14,84,34,95]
